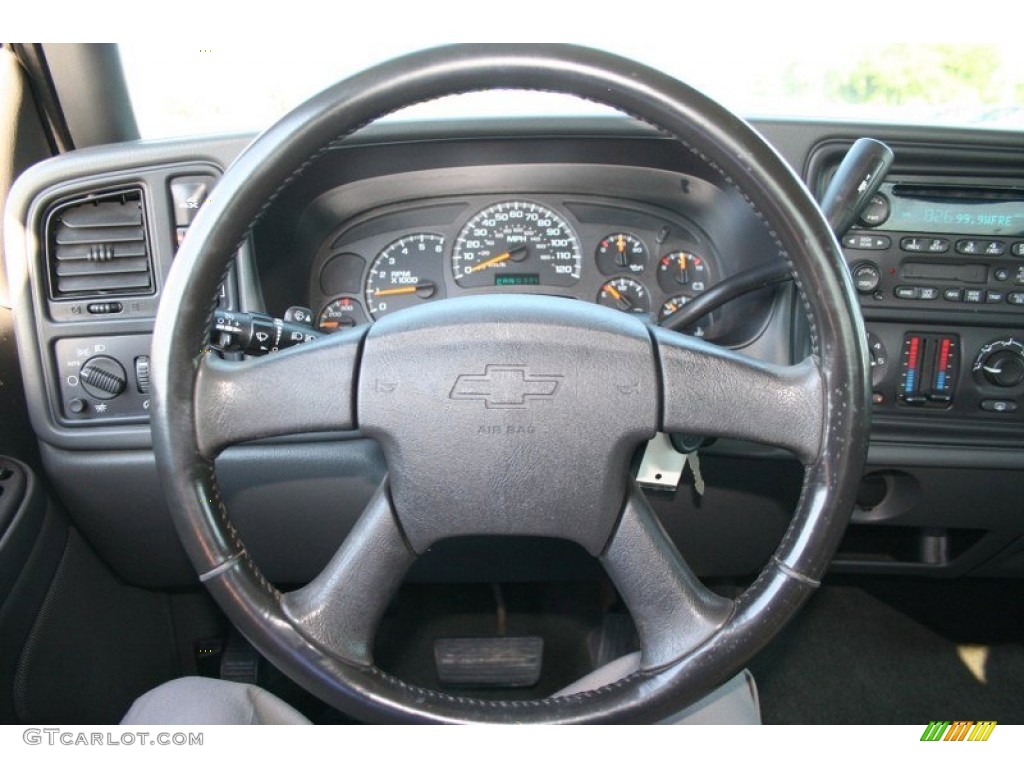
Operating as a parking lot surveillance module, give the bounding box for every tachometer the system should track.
[365,234,446,319]
[452,201,581,288]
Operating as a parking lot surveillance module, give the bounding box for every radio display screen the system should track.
[881,184,1024,236]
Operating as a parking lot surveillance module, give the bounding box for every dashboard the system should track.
[312,193,719,333]
[5,117,1024,589]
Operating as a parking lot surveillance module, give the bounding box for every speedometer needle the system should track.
[467,246,528,273]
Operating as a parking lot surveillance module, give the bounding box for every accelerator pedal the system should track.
[434,636,544,688]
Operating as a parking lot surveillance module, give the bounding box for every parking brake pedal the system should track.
[434,637,544,688]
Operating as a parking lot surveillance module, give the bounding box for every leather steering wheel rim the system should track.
[151,44,869,723]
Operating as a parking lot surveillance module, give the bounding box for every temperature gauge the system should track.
[659,296,709,336]
[657,250,708,294]
[317,297,368,331]
[597,278,650,315]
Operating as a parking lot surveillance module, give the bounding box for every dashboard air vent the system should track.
[46,189,154,299]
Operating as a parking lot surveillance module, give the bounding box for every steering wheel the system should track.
[151,44,868,723]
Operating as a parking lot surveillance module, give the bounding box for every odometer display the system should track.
[452,201,582,288]
[495,274,540,286]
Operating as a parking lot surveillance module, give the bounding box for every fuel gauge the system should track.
[597,278,651,315]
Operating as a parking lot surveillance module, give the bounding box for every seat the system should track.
[121,658,760,725]
[121,677,310,725]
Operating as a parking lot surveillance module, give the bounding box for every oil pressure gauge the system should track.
[596,233,647,275]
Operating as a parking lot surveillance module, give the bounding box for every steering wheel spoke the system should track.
[281,482,414,667]
[194,326,367,458]
[654,326,824,464]
[601,484,734,670]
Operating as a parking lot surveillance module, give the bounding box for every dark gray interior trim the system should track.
[41,44,140,148]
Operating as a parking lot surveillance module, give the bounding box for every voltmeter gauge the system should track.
[657,250,709,294]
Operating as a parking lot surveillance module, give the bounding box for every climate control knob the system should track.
[974,339,1024,389]
[79,356,127,399]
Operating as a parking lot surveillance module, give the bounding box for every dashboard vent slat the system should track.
[46,189,155,299]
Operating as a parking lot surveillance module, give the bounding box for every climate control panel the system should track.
[868,324,1024,423]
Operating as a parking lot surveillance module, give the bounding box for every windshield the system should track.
[119,39,1023,139]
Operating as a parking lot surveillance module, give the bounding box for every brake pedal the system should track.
[220,632,260,685]
[434,636,544,688]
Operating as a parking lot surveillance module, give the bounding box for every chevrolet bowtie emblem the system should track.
[450,365,563,409]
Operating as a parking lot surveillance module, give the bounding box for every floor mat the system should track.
[749,578,1024,724]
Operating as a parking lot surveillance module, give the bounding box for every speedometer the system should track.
[452,201,582,288]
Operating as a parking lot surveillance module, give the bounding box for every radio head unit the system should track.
[842,177,1024,313]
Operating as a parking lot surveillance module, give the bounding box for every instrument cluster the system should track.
[310,195,720,335]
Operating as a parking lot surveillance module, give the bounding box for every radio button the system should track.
[964,289,984,304]
[843,234,891,250]
[895,286,920,300]
[927,238,950,253]
[957,239,983,255]
[857,193,890,227]
[918,287,939,300]
[1012,243,1024,257]
[984,241,1005,256]
[995,268,1011,282]
[986,290,1006,303]
[901,237,927,253]
[980,399,1018,413]
[943,288,963,302]
[1008,292,1024,306]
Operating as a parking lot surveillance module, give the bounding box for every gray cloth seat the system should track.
[553,652,761,724]
[122,657,760,725]
[122,677,310,725]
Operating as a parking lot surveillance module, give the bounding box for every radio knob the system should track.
[975,339,1024,389]
[851,262,881,294]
